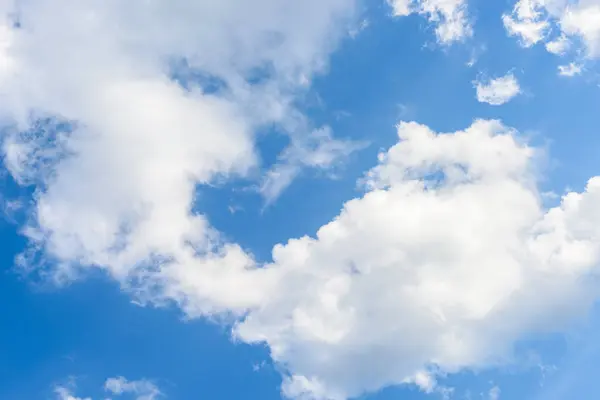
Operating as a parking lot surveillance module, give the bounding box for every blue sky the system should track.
[2,0,600,399]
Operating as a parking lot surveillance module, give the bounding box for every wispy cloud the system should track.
[259,126,367,205]
[54,377,161,400]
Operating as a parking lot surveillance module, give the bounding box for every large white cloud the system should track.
[232,120,600,399]
[0,0,362,311]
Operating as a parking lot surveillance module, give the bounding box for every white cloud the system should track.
[20,112,600,400]
[55,377,160,400]
[503,0,550,47]
[55,386,91,400]
[466,44,487,68]
[232,120,600,399]
[411,371,437,393]
[475,73,521,105]
[0,0,361,307]
[389,0,412,16]
[504,0,600,60]
[488,386,501,400]
[561,3,600,58]
[388,0,472,44]
[558,62,583,77]
[105,377,162,400]
[6,2,600,400]
[546,35,571,55]
[404,370,453,398]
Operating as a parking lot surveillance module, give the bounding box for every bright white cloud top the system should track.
[475,73,521,105]
[2,1,600,400]
[234,120,600,399]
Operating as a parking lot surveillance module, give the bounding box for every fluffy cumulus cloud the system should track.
[504,0,600,64]
[388,0,472,43]
[475,73,521,105]
[55,377,160,400]
[6,2,600,400]
[0,0,363,310]
[503,0,552,47]
[230,120,600,399]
